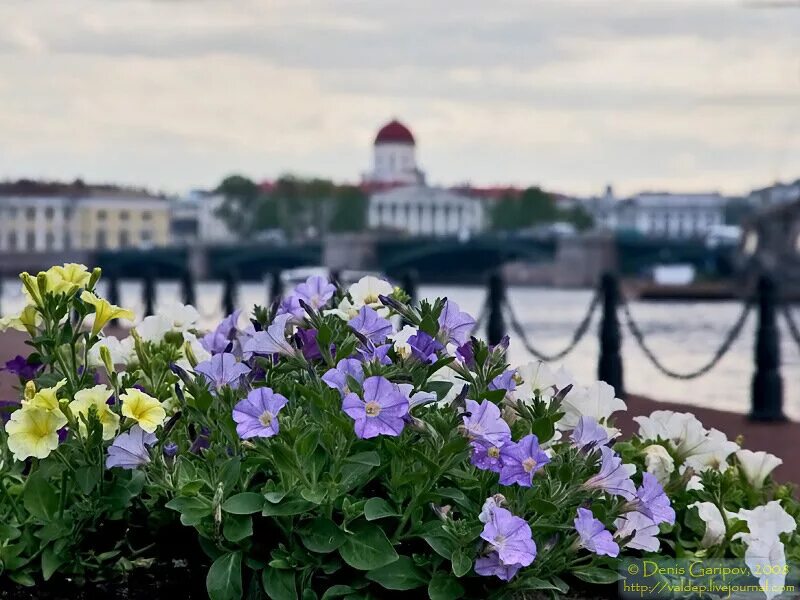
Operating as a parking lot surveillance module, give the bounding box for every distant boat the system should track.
[653,264,695,286]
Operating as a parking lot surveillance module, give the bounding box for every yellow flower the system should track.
[120,388,166,433]
[0,305,43,335]
[19,272,43,307]
[4,405,68,461]
[69,385,120,440]
[46,263,92,295]
[80,291,135,336]
[24,379,67,412]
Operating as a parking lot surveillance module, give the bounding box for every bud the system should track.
[23,380,36,402]
[182,341,199,368]
[99,345,114,377]
[163,442,179,458]
[36,272,50,301]
[20,272,42,307]
[88,267,102,290]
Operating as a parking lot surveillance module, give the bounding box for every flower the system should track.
[348,306,392,344]
[295,275,336,310]
[480,507,537,568]
[163,442,179,458]
[195,353,251,391]
[136,314,174,342]
[24,379,67,412]
[4,405,68,461]
[642,444,675,484]
[582,446,636,500]
[683,428,739,473]
[232,387,289,439]
[342,376,409,439]
[88,336,135,368]
[437,300,475,345]
[488,369,517,395]
[479,495,505,523]
[80,291,135,336]
[735,449,783,490]
[348,276,393,308]
[3,355,42,381]
[201,310,241,354]
[178,331,211,370]
[631,473,675,525]
[475,552,521,581]
[499,434,550,487]
[321,359,365,397]
[0,305,43,335]
[46,263,91,295]
[688,502,726,548]
[614,511,660,552]
[161,302,200,331]
[106,425,157,469]
[570,416,610,452]
[295,328,322,361]
[743,537,788,600]
[390,325,418,359]
[120,388,166,433]
[574,508,619,557]
[730,501,796,543]
[513,361,558,402]
[69,385,120,440]
[429,365,468,406]
[471,440,505,473]
[462,399,511,447]
[407,331,444,363]
[557,380,626,434]
[242,313,297,357]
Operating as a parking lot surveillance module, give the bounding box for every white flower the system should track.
[614,512,660,552]
[390,325,418,360]
[743,537,787,600]
[514,361,558,402]
[348,276,394,309]
[135,314,173,342]
[88,336,131,367]
[642,444,675,485]
[736,450,783,490]
[160,302,200,331]
[429,365,468,407]
[688,501,726,548]
[731,501,796,543]
[683,428,739,473]
[686,474,704,492]
[557,380,626,434]
[176,331,212,371]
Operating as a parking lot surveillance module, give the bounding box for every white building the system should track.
[363,119,425,185]
[170,190,237,245]
[747,179,800,209]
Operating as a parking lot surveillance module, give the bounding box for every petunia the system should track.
[242,313,297,357]
[295,328,323,361]
[743,537,788,600]
[574,508,620,557]
[232,387,289,439]
[461,399,511,447]
[342,376,409,439]
[106,425,157,469]
[479,495,505,523]
[688,501,726,548]
[80,291,135,336]
[322,359,365,397]
[475,552,521,581]
[4,405,68,461]
[160,302,200,331]
[390,325,418,359]
[195,352,251,391]
[347,276,393,309]
[46,263,92,295]
[88,336,135,368]
[614,511,660,552]
[499,434,550,487]
[513,360,559,402]
[201,310,241,354]
[582,446,637,500]
[730,501,796,543]
[557,380,626,434]
[348,306,392,344]
[480,507,537,568]
[488,369,517,395]
[3,355,42,381]
[120,388,166,433]
[471,440,505,473]
[642,444,675,484]
[407,331,444,364]
[735,449,783,490]
[23,379,67,412]
[631,472,675,525]
[570,416,610,452]
[437,300,475,345]
[294,275,336,311]
[69,384,120,440]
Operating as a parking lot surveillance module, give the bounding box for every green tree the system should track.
[329,186,369,233]
[215,174,263,238]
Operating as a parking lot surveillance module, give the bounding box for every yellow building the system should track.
[73,193,170,250]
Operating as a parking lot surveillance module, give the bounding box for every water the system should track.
[3,279,798,419]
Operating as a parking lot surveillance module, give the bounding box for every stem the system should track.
[0,477,23,522]
[58,470,69,518]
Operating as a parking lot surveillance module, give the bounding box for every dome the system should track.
[374,119,415,145]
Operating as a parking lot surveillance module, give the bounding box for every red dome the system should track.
[374,119,415,145]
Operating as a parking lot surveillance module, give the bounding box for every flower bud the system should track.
[88,267,102,290]
[23,380,36,402]
[99,345,114,377]
[36,272,50,300]
[20,272,42,307]
[183,341,199,368]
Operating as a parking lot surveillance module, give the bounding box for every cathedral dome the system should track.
[374,119,415,145]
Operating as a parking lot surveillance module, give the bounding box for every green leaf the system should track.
[363,498,399,521]
[262,497,314,517]
[345,451,380,466]
[529,498,558,515]
[207,551,243,600]
[302,518,346,554]
[74,466,98,494]
[339,521,398,571]
[573,567,622,584]
[9,572,35,587]
[222,492,265,515]
[320,586,355,600]
[519,577,564,591]
[41,546,65,581]
[23,473,58,520]
[428,572,464,600]
[262,567,297,600]
[420,532,455,560]
[366,556,425,590]
[223,514,253,543]
[450,549,471,578]
[0,524,21,541]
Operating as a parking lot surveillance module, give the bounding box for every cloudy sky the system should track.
[1,0,799,197]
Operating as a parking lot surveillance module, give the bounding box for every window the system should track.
[8,231,17,251]
[8,207,17,219]
[26,231,35,250]
[142,211,152,221]
[25,207,35,220]
[119,230,130,248]
[45,232,55,250]
[97,210,107,221]
[96,230,107,249]
[45,207,55,220]
[140,230,153,246]
[120,210,130,221]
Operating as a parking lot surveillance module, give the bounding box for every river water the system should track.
[3,280,799,419]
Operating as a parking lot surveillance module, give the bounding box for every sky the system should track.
[0,0,799,197]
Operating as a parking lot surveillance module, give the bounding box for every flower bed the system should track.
[0,264,798,599]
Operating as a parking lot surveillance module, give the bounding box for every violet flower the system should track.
[294,275,336,310]
[357,342,392,365]
[489,369,517,394]
[456,341,476,369]
[295,328,322,361]
[408,331,444,364]
[232,387,289,439]
[0,400,19,424]
[342,376,409,439]
[475,552,522,581]
[190,427,210,453]
[163,442,179,458]
[195,352,251,391]
[499,434,550,487]
[480,506,537,568]
[242,313,297,357]
[631,473,676,525]
[201,310,241,354]
[322,359,365,397]
[582,446,637,500]
[570,416,610,452]
[3,355,42,381]
[438,300,476,345]
[471,440,505,473]
[106,425,157,470]
[574,508,620,557]
[462,399,511,447]
[348,306,392,344]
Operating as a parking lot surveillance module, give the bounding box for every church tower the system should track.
[365,119,424,185]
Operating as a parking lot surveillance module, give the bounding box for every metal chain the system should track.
[781,304,800,351]
[620,296,753,380]
[503,289,600,362]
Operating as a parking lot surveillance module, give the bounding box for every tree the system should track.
[215,175,263,238]
[490,187,558,231]
[329,186,369,233]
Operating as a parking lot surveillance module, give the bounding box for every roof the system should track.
[375,119,415,145]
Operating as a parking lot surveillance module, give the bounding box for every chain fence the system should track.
[619,295,754,380]
[781,304,800,352]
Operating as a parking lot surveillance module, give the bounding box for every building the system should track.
[747,179,800,209]
[363,119,425,186]
[0,180,170,252]
[170,190,236,246]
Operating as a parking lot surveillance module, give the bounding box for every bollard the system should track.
[181,269,196,307]
[269,270,283,305]
[597,272,624,397]
[222,271,238,316]
[330,270,342,289]
[750,274,786,422]
[107,270,120,307]
[486,271,506,346]
[143,271,156,317]
[401,269,418,305]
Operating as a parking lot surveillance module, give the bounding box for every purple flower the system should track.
[277,295,304,321]
[242,313,297,357]
[190,427,210,454]
[582,446,637,500]
[408,331,444,364]
[480,507,537,568]
[3,355,42,381]
[201,310,241,354]
[614,511,660,552]
[106,425,157,470]
[348,306,392,344]
[471,440,505,473]
[489,369,517,394]
[295,328,322,361]
[631,473,675,525]
[475,552,521,581]
[232,387,289,439]
[499,434,550,487]
[357,342,392,365]
[574,508,620,557]
[438,300,476,345]
[195,352,251,391]
[456,341,476,369]
[0,400,19,424]
[342,376,409,439]
[462,399,511,447]
[294,275,336,310]
[570,416,610,452]
[322,359,365,397]
[163,442,179,458]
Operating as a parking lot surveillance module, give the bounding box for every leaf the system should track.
[222,492,265,515]
[74,466,98,495]
[345,451,380,467]
[262,567,297,600]
[428,572,464,600]
[206,551,243,600]
[573,567,622,585]
[366,556,425,590]
[0,524,21,541]
[450,549,471,578]
[23,473,58,520]
[223,514,253,543]
[41,546,65,581]
[338,521,398,571]
[421,532,455,560]
[321,586,355,600]
[529,498,558,515]
[302,518,346,554]
[363,498,399,521]
[262,497,314,517]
